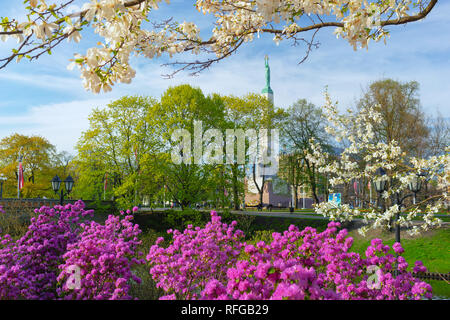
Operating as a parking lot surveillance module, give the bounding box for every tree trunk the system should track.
[309,170,320,204]
[259,189,264,208]
[232,164,240,210]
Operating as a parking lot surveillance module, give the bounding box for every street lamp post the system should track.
[0,174,7,199]
[51,175,74,205]
[407,174,423,205]
[373,167,388,212]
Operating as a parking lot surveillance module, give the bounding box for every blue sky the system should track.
[0,0,449,154]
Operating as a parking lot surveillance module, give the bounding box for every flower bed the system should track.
[0,203,433,300]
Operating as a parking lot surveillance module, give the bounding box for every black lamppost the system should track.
[373,167,387,214]
[0,174,6,199]
[51,175,74,205]
[373,168,424,245]
[407,174,423,205]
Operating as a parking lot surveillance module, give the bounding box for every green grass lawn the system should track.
[349,227,450,298]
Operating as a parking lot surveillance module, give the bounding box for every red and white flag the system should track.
[353,181,358,194]
[104,173,108,191]
[18,161,24,190]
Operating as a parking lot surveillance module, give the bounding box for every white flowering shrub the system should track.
[307,90,449,236]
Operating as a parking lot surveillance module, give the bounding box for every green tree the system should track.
[149,84,226,209]
[75,95,158,208]
[222,94,265,209]
[277,152,305,209]
[223,93,282,208]
[278,99,331,204]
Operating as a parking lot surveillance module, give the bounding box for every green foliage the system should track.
[0,211,34,239]
[218,208,233,222]
[250,216,329,236]
[249,229,275,244]
[129,228,166,299]
[88,199,116,216]
[75,95,159,206]
[221,93,284,209]
[277,99,332,204]
[164,209,206,231]
[149,84,227,209]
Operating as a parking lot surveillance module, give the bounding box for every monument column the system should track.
[261,55,274,104]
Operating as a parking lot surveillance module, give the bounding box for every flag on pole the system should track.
[353,181,358,194]
[18,160,24,190]
[104,173,108,191]
[134,145,138,166]
[368,181,371,190]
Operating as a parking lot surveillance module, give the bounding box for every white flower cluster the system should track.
[1,0,431,92]
[309,90,449,236]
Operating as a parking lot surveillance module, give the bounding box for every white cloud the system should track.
[0,98,111,154]
[0,72,83,93]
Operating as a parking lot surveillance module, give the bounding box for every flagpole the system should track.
[17,148,22,199]
[103,172,107,201]
[17,159,19,199]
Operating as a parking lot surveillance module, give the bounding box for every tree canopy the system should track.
[357,79,429,158]
[0,133,72,198]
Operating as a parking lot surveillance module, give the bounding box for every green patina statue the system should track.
[262,55,273,95]
[265,55,270,87]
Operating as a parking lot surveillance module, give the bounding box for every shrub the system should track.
[0,201,93,299]
[0,207,33,239]
[0,201,143,300]
[57,214,144,300]
[147,211,244,299]
[165,208,206,231]
[148,211,433,300]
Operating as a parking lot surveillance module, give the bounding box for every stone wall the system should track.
[0,198,115,215]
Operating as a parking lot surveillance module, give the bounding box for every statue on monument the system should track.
[264,55,270,88]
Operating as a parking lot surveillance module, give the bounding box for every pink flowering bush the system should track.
[57,214,144,300]
[147,212,244,299]
[0,204,434,300]
[148,211,433,300]
[0,201,93,299]
[0,201,143,300]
